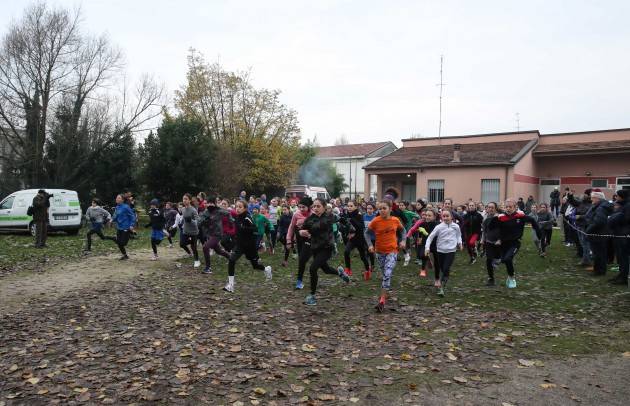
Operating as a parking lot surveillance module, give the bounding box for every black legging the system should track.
[436,252,455,285]
[499,240,520,276]
[203,236,230,267]
[151,238,162,255]
[540,229,552,253]
[228,243,265,276]
[309,247,339,295]
[344,237,370,271]
[485,243,499,279]
[297,239,313,282]
[86,227,116,250]
[180,233,199,260]
[116,229,130,255]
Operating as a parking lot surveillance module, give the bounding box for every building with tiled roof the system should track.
[316,141,396,199]
[364,128,630,204]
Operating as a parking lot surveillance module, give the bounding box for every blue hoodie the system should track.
[113,203,135,231]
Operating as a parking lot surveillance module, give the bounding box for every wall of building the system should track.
[511,148,538,200]
[402,131,538,148]
[538,129,630,145]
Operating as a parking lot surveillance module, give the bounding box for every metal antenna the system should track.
[437,55,446,143]
[515,112,520,132]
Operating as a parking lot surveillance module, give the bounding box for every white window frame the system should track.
[591,178,608,188]
[617,177,630,190]
[481,179,501,204]
[427,179,445,203]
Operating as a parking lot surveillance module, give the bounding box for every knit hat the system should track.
[150,198,159,206]
[590,190,605,200]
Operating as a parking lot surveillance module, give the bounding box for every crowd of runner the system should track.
[78,186,630,311]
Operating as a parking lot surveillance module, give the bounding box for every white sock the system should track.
[228,275,235,286]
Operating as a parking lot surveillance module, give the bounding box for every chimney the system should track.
[452,143,461,163]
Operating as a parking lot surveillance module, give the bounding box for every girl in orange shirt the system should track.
[365,200,406,312]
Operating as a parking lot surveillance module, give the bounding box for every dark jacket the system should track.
[535,211,555,230]
[302,212,335,251]
[164,207,178,229]
[607,200,630,236]
[463,211,483,236]
[31,193,50,221]
[277,213,292,236]
[586,200,613,239]
[234,211,257,247]
[567,193,591,228]
[550,190,560,206]
[199,206,231,238]
[492,210,541,242]
[482,214,500,244]
[147,208,166,230]
[345,210,365,242]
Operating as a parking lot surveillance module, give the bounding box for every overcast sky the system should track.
[1,0,629,146]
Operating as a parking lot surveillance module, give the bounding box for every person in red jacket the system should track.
[220,199,237,252]
[463,201,483,264]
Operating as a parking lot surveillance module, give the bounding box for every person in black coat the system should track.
[607,190,630,284]
[341,200,370,277]
[463,202,483,264]
[586,190,613,276]
[550,187,561,217]
[568,189,593,266]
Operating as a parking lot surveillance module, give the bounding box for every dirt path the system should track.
[0,247,184,314]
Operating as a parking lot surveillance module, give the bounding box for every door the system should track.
[0,195,17,227]
[539,179,560,204]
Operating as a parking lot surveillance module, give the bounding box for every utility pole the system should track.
[437,55,446,143]
[515,112,520,132]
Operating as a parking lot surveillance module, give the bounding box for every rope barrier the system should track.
[560,216,630,239]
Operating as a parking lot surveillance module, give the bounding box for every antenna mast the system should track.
[437,55,446,143]
[515,112,520,132]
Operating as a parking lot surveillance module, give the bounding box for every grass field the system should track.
[1,225,629,404]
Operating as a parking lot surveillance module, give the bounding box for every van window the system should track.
[0,196,15,210]
[17,198,27,207]
[317,192,327,199]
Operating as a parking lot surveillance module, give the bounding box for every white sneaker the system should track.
[193,260,201,268]
[209,249,215,256]
[264,265,273,281]
[223,283,234,293]
[168,244,173,248]
[403,252,411,267]
[151,254,158,261]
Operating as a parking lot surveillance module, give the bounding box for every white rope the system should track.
[561,217,630,239]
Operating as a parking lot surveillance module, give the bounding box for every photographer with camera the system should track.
[31,189,52,248]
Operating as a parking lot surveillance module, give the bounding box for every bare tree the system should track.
[334,134,349,145]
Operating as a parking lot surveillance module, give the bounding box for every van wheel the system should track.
[66,229,79,236]
[29,222,37,237]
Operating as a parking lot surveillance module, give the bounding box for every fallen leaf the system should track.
[453,376,468,384]
[623,352,630,358]
[317,393,336,401]
[518,359,535,367]
[253,387,266,396]
[228,327,239,333]
[229,345,242,353]
[26,377,40,385]
[179,348,192,357]
[349,397,360,403]
[301,344,316,352]
[540,383,557,389]
[446,353,458,361]
[400,353,413,361]
[290,384,305,393]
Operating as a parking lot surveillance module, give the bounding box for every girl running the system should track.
[112,194,136,260]
[267,198,280,254]
[362,202,377,279]
[84,198,116,253]
[536,203,555,257]
[252,205,273,252]
[164,202,178,248]
[287,197,313,290]
[277,204,293,267]
[365,200,406,312]
[224,200,272,293]
[220,199,237,252]
[342,200,371,278]
[424,210,463,297]
[300,198,350,306]
[406,209,439,278]
[180,193,200,268]
[481,202,500,286]
[399,200,420,266]
[147,199,166,260]
[463,201,483,264]
[198,193,232,274]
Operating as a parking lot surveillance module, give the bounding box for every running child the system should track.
[399,200,420,266]
[342,200,370,278]
[276,204,293,266]
[365,200,406,312]
[300,198,350,306]
[287,197,313,289]
[362,202,377,279]
[224,200,272,293]
[462,201,483,264]
[84,198,116,253]
[112,194,136,260]
[164,202,178,247]
[536,203,555,257]
[180,193,201,268]
[198,193,232,274]
[481,202,500,286]
[147,199,166,260]
[424,210,463,297]
[406,209,439,277]
[220,199,237,252]
[252,205,273,252]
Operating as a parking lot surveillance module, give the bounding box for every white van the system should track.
[0,189,82,235]
[285,185,331,201]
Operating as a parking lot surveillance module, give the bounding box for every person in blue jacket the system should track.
[112,194,136,260]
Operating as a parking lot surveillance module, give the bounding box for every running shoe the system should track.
[281,260,288,267]
[193,260,201,268]
[437,287,445,297]
[223,283,234,293]
[337,266,350,283]
[119,255,129,261]
[419,269,427,277]
[375,296,385,312]
[345,268,353,276]
[506,277,517,289]
[202,267,212,274]
[471,257,477,265]
[404,253,411,267]
[485,278,495,287]
[264,265,273,281]
[304,294,317,306]
[151,254,158,261]
[295,279,304,290]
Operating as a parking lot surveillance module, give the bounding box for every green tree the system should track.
[91,131,137,205]
[138,116,215,202]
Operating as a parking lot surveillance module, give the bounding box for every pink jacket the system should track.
[286,209,311,245]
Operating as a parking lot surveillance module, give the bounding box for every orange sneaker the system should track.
[345,267,352,276]
[419,269,427,277]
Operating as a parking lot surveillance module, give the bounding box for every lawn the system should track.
[1,226,629,404]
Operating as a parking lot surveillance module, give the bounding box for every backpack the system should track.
[27,206,34,216]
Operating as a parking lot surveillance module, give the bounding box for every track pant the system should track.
[309,247,339,295]
[344,237,370,271]
[220,235,235,252]
[228,243,265,276]
[540,229,552,253]
[203,236,230,268]
[180,233,199,260]
[376,252,397,290]
[86,227,116,250]
[436,251,456,285]
[485,243,500,280]
[116,229,130,255]
[35,220,47,247]
[297,240,313,282]
[613,238,629,280]
[466,233,479,258]
[499,240,520,277]
[167,227,177,245]
[151,238,162,254]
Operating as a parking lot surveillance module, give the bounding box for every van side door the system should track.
[0,195,17,228]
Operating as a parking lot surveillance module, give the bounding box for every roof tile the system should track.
[316,142,392,158]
